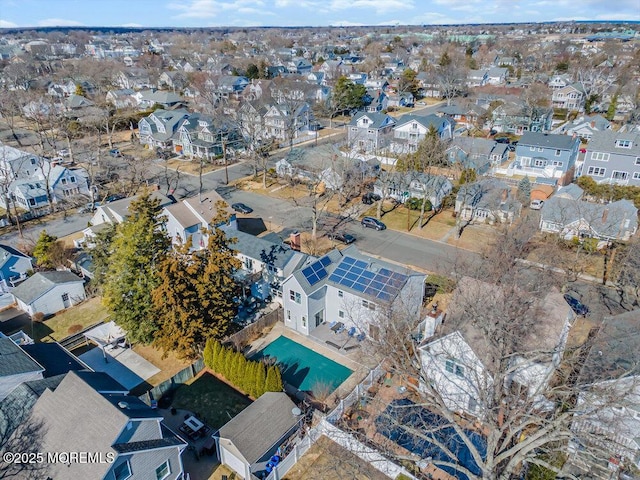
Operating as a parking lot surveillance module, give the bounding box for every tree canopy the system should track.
[152,206,241,360]
[102,192,170,343]
[331,76,367,117]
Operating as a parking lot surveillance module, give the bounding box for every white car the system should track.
[530,199,544,210]
[57,149,70,157]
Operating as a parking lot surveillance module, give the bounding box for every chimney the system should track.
[590,120,595,128]
[290,231,301,251]
[602,208,609,223]
[501,189,508,201]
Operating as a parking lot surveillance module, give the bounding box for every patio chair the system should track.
[336,324,345,334]
[356,333,366,342]
[348,327,356,337]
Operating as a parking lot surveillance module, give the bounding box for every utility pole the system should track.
[223,138,229,185]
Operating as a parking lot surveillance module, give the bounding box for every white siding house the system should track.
[12,271,85,317]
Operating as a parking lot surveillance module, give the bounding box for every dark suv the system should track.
[361,216,386,230]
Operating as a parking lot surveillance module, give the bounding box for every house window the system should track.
[338,310,345,318]
[315,311,323,326]
[529,146,535,152]
[445,359,465,377]
[70,176,76,183]
[286,310,291,321]
[62,293,69,302]
[612,171,628,181]
[587,166,606,177]
[536,147,543,152]
[338,290,343,298]
[302,316,307,327]
[289,290,301,303]
[533,159,547,167]
[633,172,640,180]
[30,158,36,165]
[155,461,171,480]
[552,161,563,167]
[61,178,67,185]
[244,258,253,270]
[635,157,640,165]
[590,152,610,161]
[113,461,132,480]
[29,199,35,206]
[368,129,375,134]
[615,139,632,148]
[555,149,561,156]
[361,299,376,311]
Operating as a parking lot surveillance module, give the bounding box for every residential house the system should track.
[173,113,235,160]
[514,132,580,184]
[435,103,486,129]
[390,114,454,155]
[221,227,308,302]
[416,72,442,98]
[364,78,389,91]
[0,244,33,292]
[137,109,190,149]
[554,114,611,141]
[539,185,637,241]
[12,271,86,317]
[490,99,553,134]
[387,92,415,108]
[365,90,388,113]
[115,68,153,90]
[348,112,396,154]
[552,82,586,112]
[373,172,453,209]
[90,191,174,226]
[419,278,574,418]
[106,88,137,109]
[282,246,425,338]
[287,57,313,75]
[163,191,237,249]
[568,310,640,479]
[216,392,302,480]
[466,69,488,87]
[134,89,186,110]
[548,74,573,90]
[581,130,640,186]
[205,75,249,100]
[455,178,522,225]
[0,144,42,182]
[64,94,95,110]
[263,102,312,146]
[485,67,509,85]
[158,71,187,91]
[21,370,187,480]
[447,137,508,174]
[0,337,44,401]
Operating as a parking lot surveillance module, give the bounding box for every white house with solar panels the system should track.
[281,246,426,338]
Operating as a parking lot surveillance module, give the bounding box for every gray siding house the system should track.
[581,130,640,186]
[348,112,396,154]
[23,370,187,480]
[514,132,580,184]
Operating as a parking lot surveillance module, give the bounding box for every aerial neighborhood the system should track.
[0,17,639,480]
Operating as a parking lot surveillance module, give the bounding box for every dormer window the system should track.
[616,139,632,148]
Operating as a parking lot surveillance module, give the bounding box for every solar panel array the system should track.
[328,256,408,301]
[301,255,332,286]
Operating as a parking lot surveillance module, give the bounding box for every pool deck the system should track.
[248,322,377,405]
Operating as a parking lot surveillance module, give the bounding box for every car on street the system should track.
[109,149,122,157]
[529,199,544,210]
[564,294,589,316]
[495,136,510,144]
[362,192,381,205]
[361,216,386,230]
[329,232,356,244]
[231,202,253,214]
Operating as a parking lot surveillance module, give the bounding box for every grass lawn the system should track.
[362,204,458,242]
[132,343,191,387]
[283,435,389,480]
[526,241,605,280]
[34,296,109,342]
[171,371,252,430]
[446,224,497,252]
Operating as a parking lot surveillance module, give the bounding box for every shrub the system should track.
[67,324,83,335]
[32,312,45,323]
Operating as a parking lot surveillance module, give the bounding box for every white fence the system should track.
[327,363,386,424]
[264,425,322,480]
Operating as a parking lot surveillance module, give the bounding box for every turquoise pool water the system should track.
[252,336,352,396]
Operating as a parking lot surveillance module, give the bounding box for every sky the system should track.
[0,0,639,29]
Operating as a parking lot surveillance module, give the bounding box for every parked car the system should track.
[57,148,70,157]
[362,192,381,205]
[564,294,589,316]
[231,202,253,214]
[329,232,356,244]
[105,194,125,203]
[529,199,544,210]
[361,216,386,230]
[495,136,510,144]
[109,149,122,158]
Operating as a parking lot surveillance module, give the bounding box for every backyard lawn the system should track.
[33,296,109,342]
[171,371,252,430]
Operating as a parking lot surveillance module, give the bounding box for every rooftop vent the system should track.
[118,401,129,409]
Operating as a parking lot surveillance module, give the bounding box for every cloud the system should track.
[167,0,267,19]
[330,0,415,14]
[120,23,144,27]
[0,20,18,28]
[37,18,84,27]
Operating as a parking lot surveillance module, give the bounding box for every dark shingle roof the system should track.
[0,338,44,377]
[11,271,84,305]
[587,130,640,156]
[217,392,299,464]
[518,132,578,150]
[21,343,88,378]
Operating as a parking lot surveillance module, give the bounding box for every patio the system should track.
[79,345,160,390]
[310,322,364,353]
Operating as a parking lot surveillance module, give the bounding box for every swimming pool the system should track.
[252,336,352,396]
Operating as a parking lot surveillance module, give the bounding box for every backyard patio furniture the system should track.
[336,324,346,334]
[348,327,356,337]
[330,321,344,333]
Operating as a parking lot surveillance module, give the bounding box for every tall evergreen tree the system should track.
[265,365,283,393]
[518,176,532,205]
[152,205,240,359]
[254,362,267,397]
[32,230,60,269]
[90,222,116,287]
[102,192,170,343]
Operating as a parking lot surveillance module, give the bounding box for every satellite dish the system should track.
[292,407,302,416]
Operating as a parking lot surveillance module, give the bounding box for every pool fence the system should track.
[227,307,283,349]
[264,424,323,480]
[327,363,386,423]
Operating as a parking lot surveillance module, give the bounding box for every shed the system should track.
[216,392,301,479]
[11,271,85,317]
